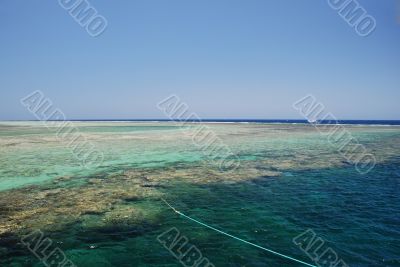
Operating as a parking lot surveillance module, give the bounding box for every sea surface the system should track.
[0,121,399,266]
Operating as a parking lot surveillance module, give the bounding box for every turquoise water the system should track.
[0,122,399,266]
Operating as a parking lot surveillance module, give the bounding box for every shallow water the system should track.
[0,122,399,266]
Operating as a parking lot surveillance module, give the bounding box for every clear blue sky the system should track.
[0,0,399,120]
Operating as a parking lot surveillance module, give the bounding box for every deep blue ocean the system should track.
[63,119,400,125]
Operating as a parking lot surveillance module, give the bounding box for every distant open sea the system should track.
[13,119,400,125]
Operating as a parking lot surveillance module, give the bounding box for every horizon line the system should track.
[1,119,400,122]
